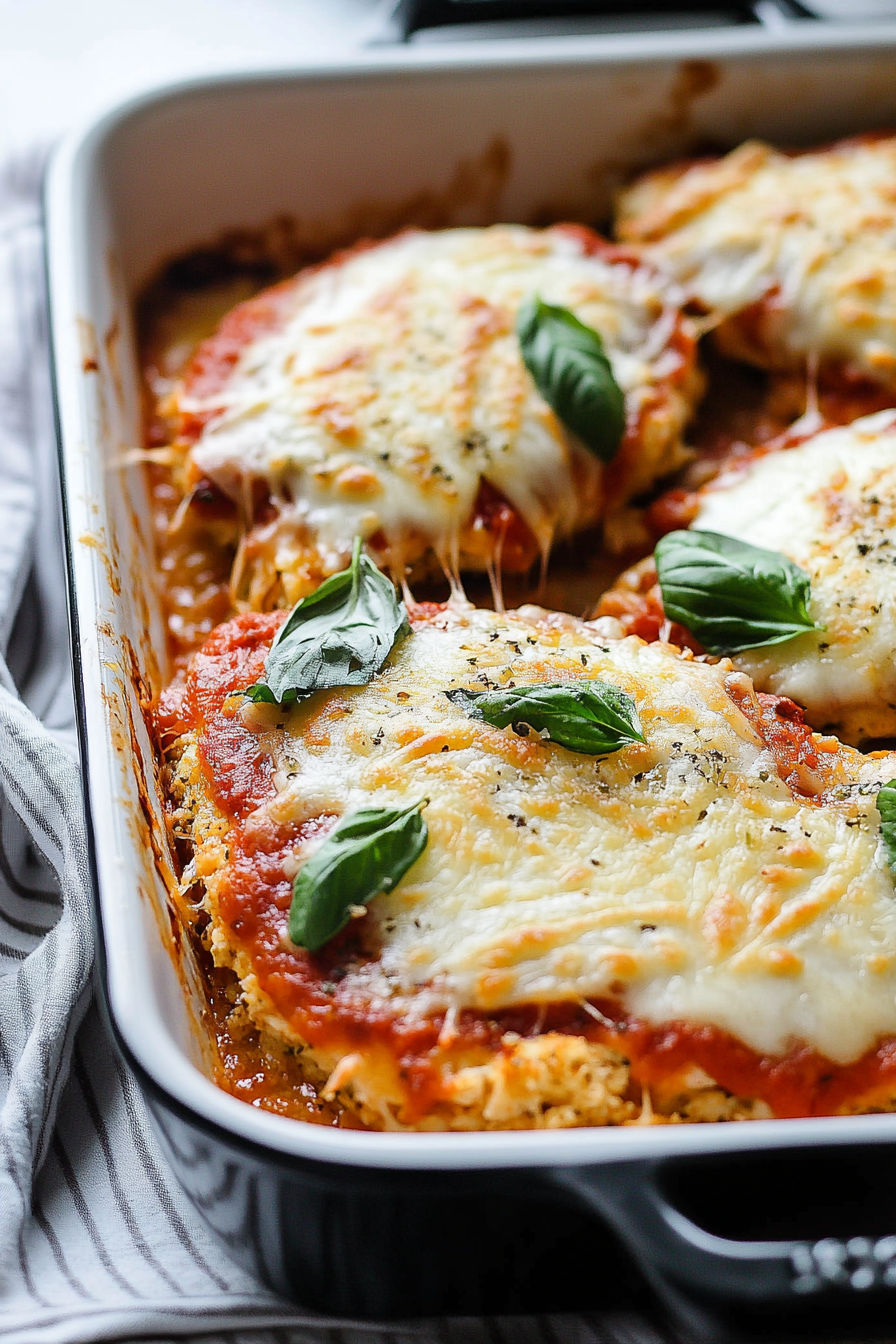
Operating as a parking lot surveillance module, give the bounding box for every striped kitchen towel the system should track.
[0,152,669,1344]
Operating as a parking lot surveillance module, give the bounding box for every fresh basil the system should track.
[653,530,823,656]
[516,296,626,463]
[447,680,644,755]
[246,536,409,706]
[877,781,896,883]
[290,800,429,953]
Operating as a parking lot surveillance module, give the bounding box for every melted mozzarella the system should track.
[617,136,896,384]
[695,411,896,743]
[181,227,696,580]
[241,605,896,1066]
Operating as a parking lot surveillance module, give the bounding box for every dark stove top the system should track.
[380,0,828,43]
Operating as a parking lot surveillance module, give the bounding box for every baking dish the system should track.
[44,25,896,1338]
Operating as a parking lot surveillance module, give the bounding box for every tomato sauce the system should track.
[599,1016,896,1120]
[471,479,540,572]
[552,222,656,272]
[594,557,702,653]
[728,686,848,801]
[176,280,295,440]
[156,608,896,1123]
[816,368,896,426]
[203,958,361,1126]
[176,236,388,437]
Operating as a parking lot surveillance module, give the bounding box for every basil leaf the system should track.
[654,530,823,656]
[516,296,626,463]
[289,800,429,953]
[447,680,644,755]
[243,683,281,705]
[247,536,409,706]
[877,781,896,883]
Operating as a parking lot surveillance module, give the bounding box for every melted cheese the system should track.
[617,136,896,384]
[234,605,896,1066]
[695,410,896,743]
[179,227,697,583]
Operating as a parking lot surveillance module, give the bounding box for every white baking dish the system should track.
[44,26,896,1330]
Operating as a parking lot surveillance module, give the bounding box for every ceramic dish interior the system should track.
[46,29,896,1170]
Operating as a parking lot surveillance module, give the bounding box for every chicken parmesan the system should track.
[157,598,896,1131]
[143,131,896,1132]
[596,410,896,747]
[158,225,701,609]
[616,134,896,394]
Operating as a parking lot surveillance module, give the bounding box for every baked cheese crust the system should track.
[616,135,896,387]
[694,411,896,743]
[168,226,701,606]
[598,410,896,746]
[158,602,896,1130]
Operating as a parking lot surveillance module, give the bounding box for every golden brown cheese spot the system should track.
[701,889,747,959]
[333,464,382,498]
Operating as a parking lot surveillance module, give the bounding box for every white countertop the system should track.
[0,0,377,163]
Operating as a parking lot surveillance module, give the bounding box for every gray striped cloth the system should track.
[0,152,667,1344]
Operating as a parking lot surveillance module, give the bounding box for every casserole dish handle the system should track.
[555,1161,896,1341]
